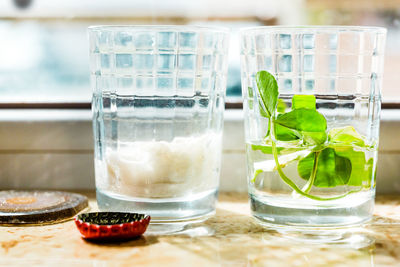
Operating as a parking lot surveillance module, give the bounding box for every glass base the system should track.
[261,227,374,248]
[96,188,218,224]
[249,193,374,228]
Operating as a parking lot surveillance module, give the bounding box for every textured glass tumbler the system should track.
[89,26,229,223]
[240,26,386,227]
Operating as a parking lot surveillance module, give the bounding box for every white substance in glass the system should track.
[101,132,221,198]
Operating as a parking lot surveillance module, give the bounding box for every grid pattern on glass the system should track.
[89,26,229,97]
[90,26,229,219]
[240,27,386,142]
[90,26,229,147]
[241,27,386,96]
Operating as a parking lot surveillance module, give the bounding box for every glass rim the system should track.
[88,25,230,34]
[240,25,387,35]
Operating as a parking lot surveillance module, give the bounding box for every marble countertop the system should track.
[1,193,400,267]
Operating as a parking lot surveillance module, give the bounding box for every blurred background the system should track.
[0,0,399,105]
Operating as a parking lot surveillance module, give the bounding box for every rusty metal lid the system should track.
[0,190,88,225]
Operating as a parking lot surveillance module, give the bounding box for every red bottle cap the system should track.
[74,212,151,240]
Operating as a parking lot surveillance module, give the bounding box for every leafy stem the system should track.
[251,169,263,183]
[253,70,373,201]
[302,151,320,193]
[271,136,361,201]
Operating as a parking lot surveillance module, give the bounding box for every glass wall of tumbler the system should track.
[240,26,386,227]
[89,26,230,224]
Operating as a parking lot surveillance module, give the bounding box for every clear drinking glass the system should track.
[89,26,229,223]
[240,26,386,227]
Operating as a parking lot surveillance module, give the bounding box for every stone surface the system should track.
[0,193,400,266]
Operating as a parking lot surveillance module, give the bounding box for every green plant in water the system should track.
[251,70,374,200]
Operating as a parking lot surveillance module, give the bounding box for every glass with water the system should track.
[89,26,229,223]
[240,26,386,227]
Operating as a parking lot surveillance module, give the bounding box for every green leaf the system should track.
[251,144,278,154]
[275,125,299,141]
[251,169,264,183]
[302,132,327,146]
[292,95,316,110]
[334,146,373,187]
[274,108,327,145]
[256,70,278,118]
[274,95,319,142]
[259,101,270,118]
[277,99,287,113]
[328,126,365,147]
[251,143,303,155]
[274,113,299,141]
[298,148,352,187]
[274,109,326,132]
[247,86,269,118]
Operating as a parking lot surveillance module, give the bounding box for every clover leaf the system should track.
[292,95,316,110]
[274,108,327,145]
[298,148,352,187]
[334,146,373,187]
[328,126,365,147]
[248,86,270,118]
[256,70,278,118]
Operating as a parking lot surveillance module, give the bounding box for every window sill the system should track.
[0,109,399,193]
